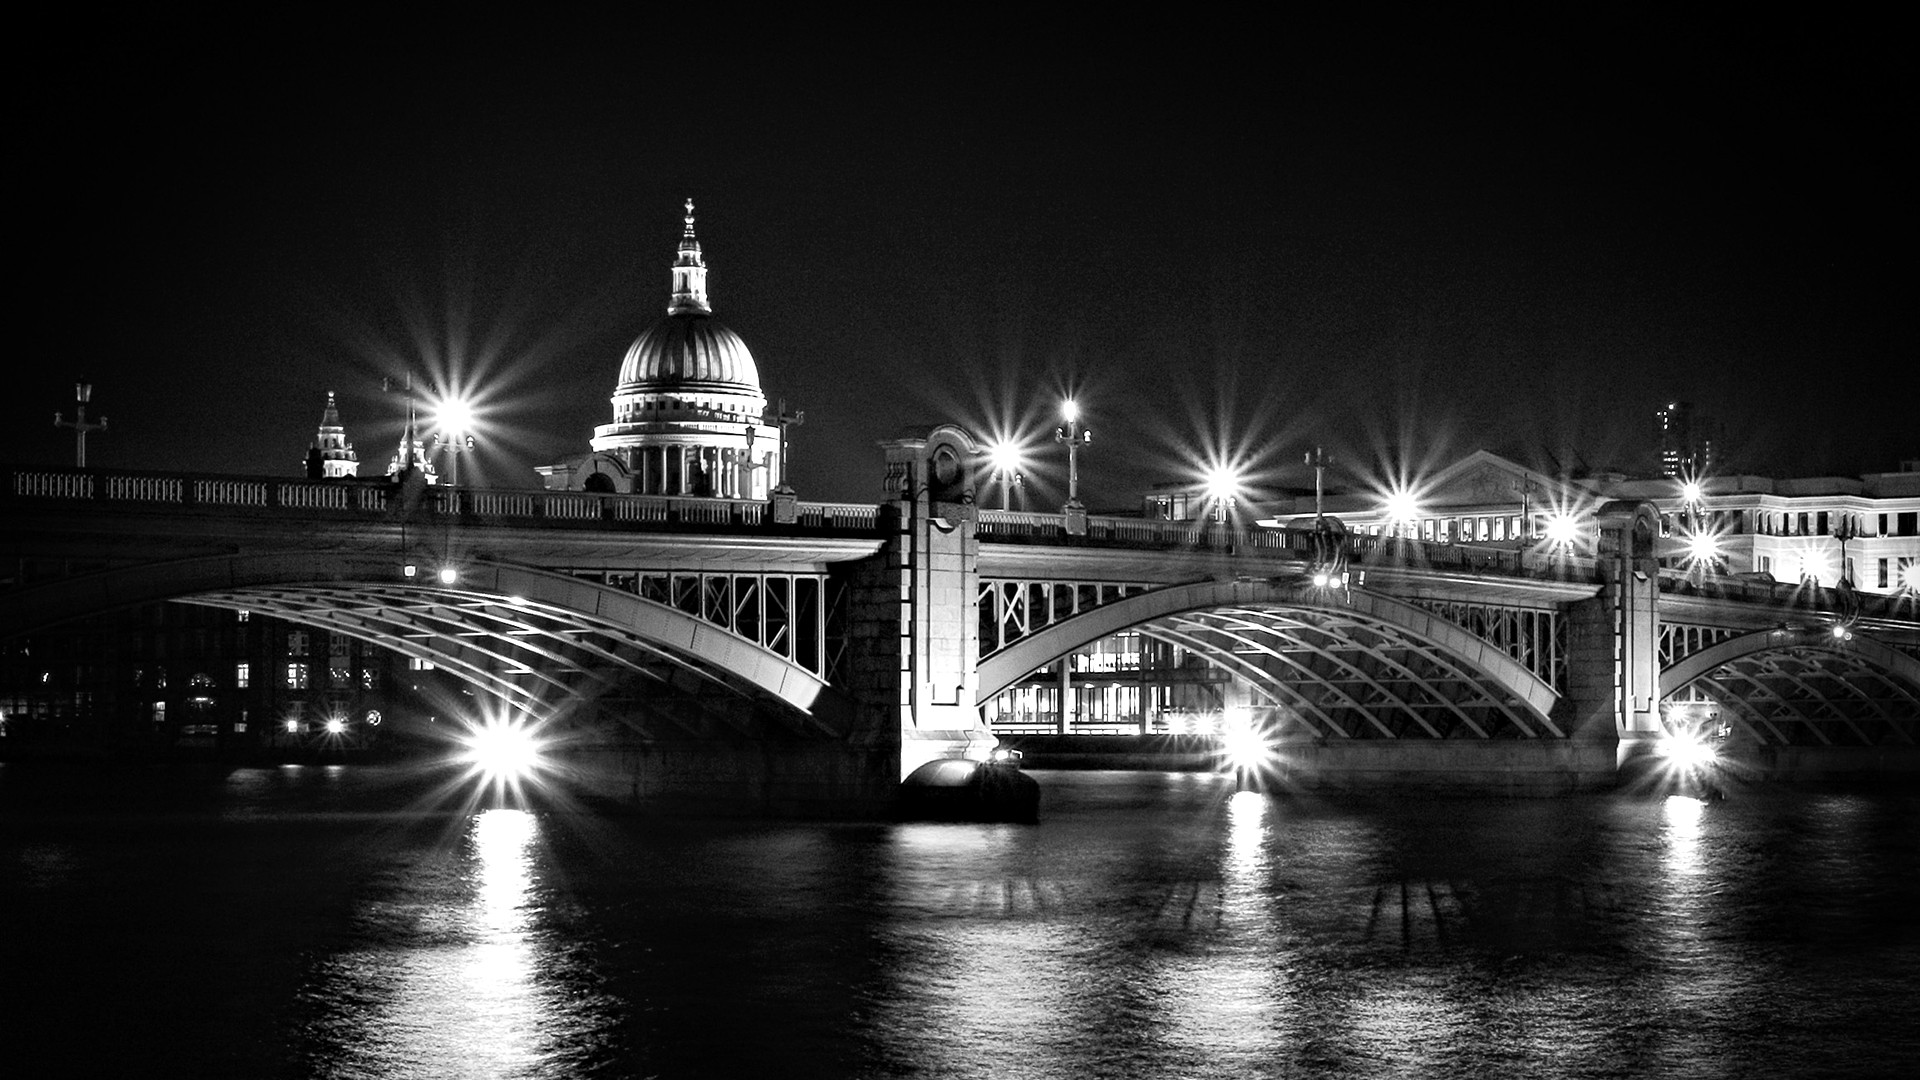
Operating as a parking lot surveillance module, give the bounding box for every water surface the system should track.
[3,765,1915,1078]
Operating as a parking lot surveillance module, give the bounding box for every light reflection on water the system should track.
[304,808,611,1080]
[3,767,1918,1078]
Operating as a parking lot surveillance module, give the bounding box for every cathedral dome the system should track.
[615,313,762,395]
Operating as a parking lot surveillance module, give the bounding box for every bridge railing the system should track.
[3,465,882,535]
[977,508,1594,580]
[1658,565,1916,621]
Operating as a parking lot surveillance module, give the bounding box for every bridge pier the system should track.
[554,739,900,819]
[857,427,998,783]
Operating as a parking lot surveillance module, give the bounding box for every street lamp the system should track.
[1203,464,1243,524]
[987,439,1024,511]
[53,382,107,467]
[432,396,476,487]
[1383,488,1420,539]
[1833,513,1859,587]
[1054,399,1091,511]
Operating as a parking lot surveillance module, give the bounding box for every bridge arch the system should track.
[976,579,1561,737]
[0,551,833,722]
[1660,627,1920,745]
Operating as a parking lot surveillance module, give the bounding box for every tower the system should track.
[306,391,360,479]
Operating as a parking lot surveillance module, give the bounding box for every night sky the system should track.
[11,17,1910,509]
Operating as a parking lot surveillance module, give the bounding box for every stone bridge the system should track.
[5,426,1918,809]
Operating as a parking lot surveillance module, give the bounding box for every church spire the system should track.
[308,390,359,479]
[668,198,711,316]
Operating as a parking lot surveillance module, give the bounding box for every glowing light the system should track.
[1203,464,1244,503]
[1311,570,1332,588]
[987,439,1023,476]
[1685,530,1719,562]
[1657,729,1717,771]
[1680,480,1703,504]
[1060,398,1080,424]
[1219,707,1273,772]
[325,717,346,735]
[403,563,418,578]
[1904,563,1920,592]
[435,395,476,437]
[1544,513,1579,546]
[460,715,547,788]
[284,719,300,734]
[1383,488,1420,527]
[439,566,459,585]
[1830,625,1852,641]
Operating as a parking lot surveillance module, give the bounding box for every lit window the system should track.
[234,662,250,689]
[408,657,435,671]
[361,670,379,690]
[152,701,166,724]
[236,610,250,623]
[284,662,309,689]
[287,631,309,657]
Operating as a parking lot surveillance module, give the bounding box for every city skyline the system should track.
[11,18,1910,506]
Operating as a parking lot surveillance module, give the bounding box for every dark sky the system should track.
[10,15,1911,508]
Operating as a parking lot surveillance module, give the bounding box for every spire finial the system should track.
[669,199,711,316]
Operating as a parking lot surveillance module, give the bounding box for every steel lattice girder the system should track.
[1684,647,1920,747]
[1132,605,1549,739]
[181,576,827,725]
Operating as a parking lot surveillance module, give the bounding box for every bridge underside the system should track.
[181,582,848,743]
[980,582,1562,743]
[1667,645,1920,749]
[1138,605,1559,740]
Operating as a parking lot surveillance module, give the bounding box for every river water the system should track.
[3,764,1916,1079]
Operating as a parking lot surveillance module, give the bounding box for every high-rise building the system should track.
[1656,400,1716,479]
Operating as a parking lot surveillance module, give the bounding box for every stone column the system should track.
[1575,501,1665,769]
[847,425,994,781]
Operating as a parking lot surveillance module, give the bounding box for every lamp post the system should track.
[53,382,107,467]
[1305,447,1332,530]
[1834,513,1858,587]
[432,396,476,487]
[434,430,474,486]
[1054,399,1091,510]
[987,440,1023,511]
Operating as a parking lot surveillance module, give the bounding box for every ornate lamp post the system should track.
[432,396,476,487]
[1054,399,1090,509]
[1834,513,1858,587]
[53,382,107,467]
[1055,399,1091,534]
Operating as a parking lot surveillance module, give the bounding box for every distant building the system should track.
[304,391,360,479]
[1260,449,1920,594]
[1655,400,1717,479]
[537,201,790,497]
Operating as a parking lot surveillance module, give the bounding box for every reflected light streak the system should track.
[1662,793,1706,876]
[1157,782,1285,1068]
[312,808,583,1078]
